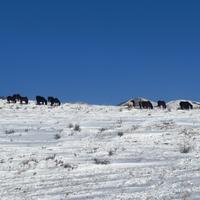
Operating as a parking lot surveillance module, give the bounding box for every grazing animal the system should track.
[47,97,55,106]
[20,96,29,104]
[139,101,153,109]
[54,98,61,106]
[48,97,61,106]
[7,96,16,103]
[158,100,167,109]
[36,96,47,105]
[13,94,21,102]
[180,101,193,110]
[127,100,135,108]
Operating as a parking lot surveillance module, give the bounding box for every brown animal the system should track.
[139,101,153,109]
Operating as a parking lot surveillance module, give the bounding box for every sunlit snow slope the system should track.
[0,100,200,200]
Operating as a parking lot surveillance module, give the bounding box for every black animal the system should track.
[180,101,193,110]
[7,96,16,103]
[158,100,167,109]
[139,101,153,109]
[13,94,21,102]
[36,96,47,105]
[47,97,55,106]
[130,100,135,107]
[54,98,61,106]
[20,96,29,104]
[48,97,61,106]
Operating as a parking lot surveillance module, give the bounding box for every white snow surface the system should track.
[1,100,200,199]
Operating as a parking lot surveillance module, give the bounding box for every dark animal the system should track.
[130,100,135,107]
[13,94,21,102]
[7,96,16,103]
[48,97,61,106]
[54,98,61,106]
[139,101,153,109]
[36,96,47,105]
[47,97,55,106]
[180,101,193,110]
[20,96,29,104]
[158,100,167,109]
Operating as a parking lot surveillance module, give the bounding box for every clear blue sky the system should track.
[0,0,200,105]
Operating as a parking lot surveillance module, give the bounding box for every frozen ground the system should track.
[0,100,200,200]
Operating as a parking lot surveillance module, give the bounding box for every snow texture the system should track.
[0,100,200,200]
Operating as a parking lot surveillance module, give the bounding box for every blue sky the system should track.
[0,0,200,104]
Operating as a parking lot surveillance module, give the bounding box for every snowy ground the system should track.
[0,100,200,200]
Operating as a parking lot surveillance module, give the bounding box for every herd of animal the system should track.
[6,94,61,106]
[127,100,193,110]
[4,94,194,110]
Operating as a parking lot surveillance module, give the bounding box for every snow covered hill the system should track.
[1,100,200,199]
[119,97,200,110]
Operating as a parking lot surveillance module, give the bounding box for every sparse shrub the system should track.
[99,128,107,132]
[108,150,114,156]
[118,131,124,137]
[179,129,192,154]
[74,124,81,132]
[55,159,75,170]
[5,129,15,135]
[45,154,56,161]
[94,158,110,165]
[180,144,191,154]
[55,159,64,166]
[63,163,74,170]
[22,160,30,165]
[119,108,123,112]
[54,134,61,140]
[132,125,139,131]
[58,129,63,133]
[33,172,37,176]
[24,129,29,133]
[116,119,123,127]
[0,159,5,163]
[22,158,38,166]
[108,148,117,156]
[68,123,73,128]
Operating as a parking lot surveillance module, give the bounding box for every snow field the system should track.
[0,101,200,199]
